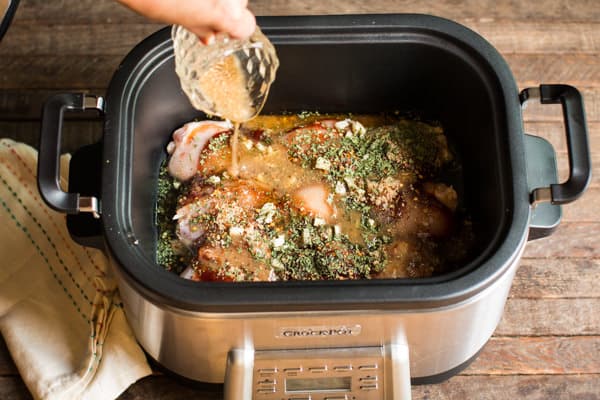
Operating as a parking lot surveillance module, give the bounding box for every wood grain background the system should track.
[0,0,598,399]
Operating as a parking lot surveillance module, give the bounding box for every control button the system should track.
[257,384,276,391]
[258,368,278,374]
[257,387,276,394]
[288,397,311,400]
[360,383,379,390]
[360,375,378,381]
[333,365,352,372]
[324,396,348,400]
[257,378,276,385]
[283,367,303,373]
[308,366,327,373]
[358,364,379,371]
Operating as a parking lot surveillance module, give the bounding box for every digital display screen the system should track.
[286,376,352,393]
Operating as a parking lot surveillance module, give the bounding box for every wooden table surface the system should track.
[1,1,599,399]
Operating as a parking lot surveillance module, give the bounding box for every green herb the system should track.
[156,164,189,272]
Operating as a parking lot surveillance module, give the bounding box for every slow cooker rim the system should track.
[100,14,531,313]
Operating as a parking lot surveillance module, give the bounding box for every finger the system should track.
[205,0,255,40]
[223,8,256,39]
[186,26,217,43]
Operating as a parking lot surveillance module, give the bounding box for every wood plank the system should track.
[2,21,599,56]
[467,336,600,375]
[561,188,600,222]
[0,24,163,56]
[11,0,600,24]
[11,0,146,24]
[510,258,600,299]
[522,222,600,259]
[250,0,600,23]
[509,54,600,88]
[412,375,600,400]
[497,299,600,336]
[468,21,600,54]
[0,56,119,89]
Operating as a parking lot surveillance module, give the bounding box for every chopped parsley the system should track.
[156,164,189,273]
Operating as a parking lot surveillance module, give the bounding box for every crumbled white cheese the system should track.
[334,224,342,238]
[351,120,366,136]
[229,226,244,236]
[243,139,253,150]
[335,119,351,131]
[335,181,347,195]
[313,217,326,226]
[368,218,376,228]
[315,157,331,171]
[257,202,277,224]
[256,142,267,152]
[335,119,365,137]
[206,175,221,185]
[268,268,279,281]
[272,235,286,248]
[271,258,284,270]
[344,176,366,197]
[302,227,312,246]
[344,176,356,187]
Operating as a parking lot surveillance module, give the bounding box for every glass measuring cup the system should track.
[172,25,279,122]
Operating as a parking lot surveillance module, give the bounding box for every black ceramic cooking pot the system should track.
[37,15,591,393]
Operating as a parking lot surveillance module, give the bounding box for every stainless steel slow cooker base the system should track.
[116,243,522,387]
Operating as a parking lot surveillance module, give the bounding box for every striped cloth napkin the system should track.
[0,139,152,400]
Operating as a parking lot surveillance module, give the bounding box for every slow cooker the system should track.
[37,15,591,400]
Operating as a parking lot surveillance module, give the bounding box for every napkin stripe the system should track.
[1,140,106,278]
[0,194,87,321]
[0,157,106,291]
[0,172,93,306]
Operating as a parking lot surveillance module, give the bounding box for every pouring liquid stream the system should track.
[197,53,255,177]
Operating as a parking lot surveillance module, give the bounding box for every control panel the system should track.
[224,345,411,400]
[254,347,382,399]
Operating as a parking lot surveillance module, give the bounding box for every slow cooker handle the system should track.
[520,84,592,205]
[38,93,104,217]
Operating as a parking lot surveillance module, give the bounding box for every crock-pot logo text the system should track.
[278,325,362,338]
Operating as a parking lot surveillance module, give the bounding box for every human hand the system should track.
[117,0,256,41]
